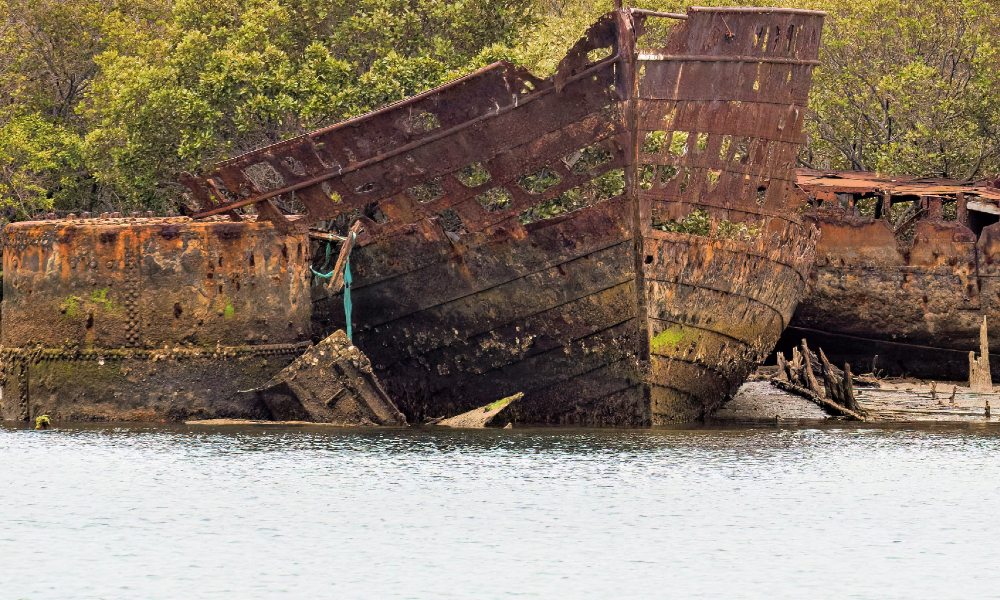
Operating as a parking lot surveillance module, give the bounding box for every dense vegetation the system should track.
[1,0,997,219]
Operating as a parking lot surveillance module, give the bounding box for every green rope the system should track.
[310,241,335,281]
[344,251,353,341]
[308,231,357,341]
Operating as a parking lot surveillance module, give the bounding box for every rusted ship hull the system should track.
[0,217,313,422]
[782,170,1000,380]
[189,7,824,424]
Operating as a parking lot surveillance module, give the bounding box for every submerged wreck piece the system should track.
[241,330,406,425]
[783,169,1000,380]
[1,216,312,422]
[186,7,825,425]
[436,392,523,429]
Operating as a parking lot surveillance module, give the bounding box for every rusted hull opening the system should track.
[184,7,823,425]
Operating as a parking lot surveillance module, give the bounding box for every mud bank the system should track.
[716,375,1000,423]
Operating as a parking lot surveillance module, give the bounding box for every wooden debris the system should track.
[769,378,868,421]
[773,340,868,420]
[239,330,406,426]
[436,392,523,428]
[968,316,993,393]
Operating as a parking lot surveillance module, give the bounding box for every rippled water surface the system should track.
[3,423,1000,599]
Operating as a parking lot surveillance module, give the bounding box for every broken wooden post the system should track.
[969,316,993,393]
[775,352,790,382]
[801,339,825,398]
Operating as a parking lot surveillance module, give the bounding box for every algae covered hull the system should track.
[187,7,825,425]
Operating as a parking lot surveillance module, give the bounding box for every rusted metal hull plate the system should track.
[786,169,1000,379]
[191,7,824,424]
[0,217,313,421]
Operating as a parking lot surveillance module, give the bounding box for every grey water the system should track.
[2,423,1000,599]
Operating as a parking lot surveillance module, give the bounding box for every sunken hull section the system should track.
[187,7,824,425]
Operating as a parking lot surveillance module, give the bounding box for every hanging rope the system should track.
[310,241,335,281]
[308,222,363,341]
[343,247,353,341]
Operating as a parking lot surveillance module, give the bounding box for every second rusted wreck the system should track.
[783,168,1000,380]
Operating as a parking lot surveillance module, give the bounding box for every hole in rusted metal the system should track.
[455,163,491,188]
[733,138,750,163]
[659,165,679,185]
[669,132,688,157]
[437,208,465,233]
[696,133,709,153]
[564,145,612,174]
[519,169,623,225]
[645,255,654,264]
[719,136,732,160]
[321,183,343,203]
[640,165,656,190]
[243,162,285,191]
[518,167,561,195]
[856,196,878,218]
[406,178,445,203]
[642,131,668,154]
[678,168,691,193]
[364,201,388,224]
[587,46,612,63]
[401,110,441,135]
[281,156,306,176]
[708,170,722,189]
[476,187,513,212]
[756,185,768,206]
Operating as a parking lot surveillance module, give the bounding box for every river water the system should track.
[2,423,999,599]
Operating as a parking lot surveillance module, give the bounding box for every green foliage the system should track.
[652,209,762,241]
[520,168,624,224]
[653,208,711,236]
[803,0,1000,179]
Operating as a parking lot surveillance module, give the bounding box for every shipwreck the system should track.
[0,6,825,426]
[183,5,825,425]
[782,168,1000,380]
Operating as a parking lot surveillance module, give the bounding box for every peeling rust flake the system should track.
[185,6,825,426]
